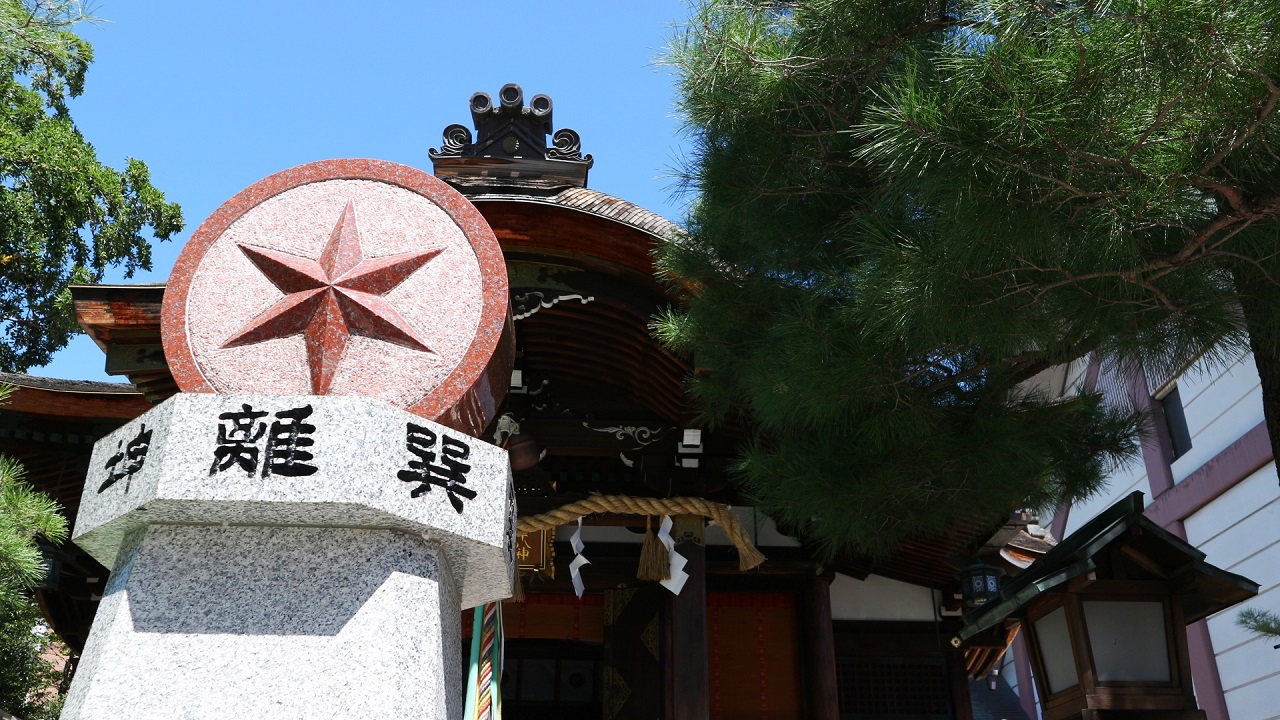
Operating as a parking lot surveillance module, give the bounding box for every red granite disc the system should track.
[161,159,513,436]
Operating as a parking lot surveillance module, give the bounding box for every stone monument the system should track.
[61,160,516,719]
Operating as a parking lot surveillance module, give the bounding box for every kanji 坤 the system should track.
[98,423,153,494]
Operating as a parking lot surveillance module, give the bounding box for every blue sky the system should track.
[34,0,692,381]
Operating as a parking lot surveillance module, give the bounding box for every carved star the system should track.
[222,200,440,394]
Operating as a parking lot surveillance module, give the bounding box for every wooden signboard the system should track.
[517,529,555,577]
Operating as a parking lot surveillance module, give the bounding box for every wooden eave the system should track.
[70,283,164,352]
[478,201,674,299]
[69,283,175,403]
[832,509,1010,590]
[0,372,150,420]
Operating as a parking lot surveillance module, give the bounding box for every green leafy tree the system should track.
[0,598,66,719]
[658,0,1280,555]
[0,0,182,370]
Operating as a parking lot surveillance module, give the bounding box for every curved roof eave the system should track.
[465,186,683,242]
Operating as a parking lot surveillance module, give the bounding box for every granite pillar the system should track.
[61,393,515,720]
[64,525,461,719]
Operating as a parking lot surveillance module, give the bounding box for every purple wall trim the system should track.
[1082,357,1101,394]
[1123,369,1229,720]
[1130,363,1179,496]
[1146,421,1273,529]
[1164,519,1233,720]
[1011,632,1039,720]
[1188,620,1230,720]
[1049,504,1070,542]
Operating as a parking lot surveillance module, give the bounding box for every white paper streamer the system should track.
[569,517,590,597]
[656,515,689,595]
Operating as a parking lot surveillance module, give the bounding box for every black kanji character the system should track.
[397,423,477,512]
[125,424,152,476]
[398,423,438,498]
[263,404,317,477]
[436,436,476,512]
[100,448,125,493]
[210,404,268,475]
[99,423,153,494]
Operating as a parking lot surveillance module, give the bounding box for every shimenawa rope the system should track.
[516,494,766,571]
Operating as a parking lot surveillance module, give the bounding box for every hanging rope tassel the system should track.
[637,515,671,581]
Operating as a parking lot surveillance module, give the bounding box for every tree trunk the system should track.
[1233,263,1280,479]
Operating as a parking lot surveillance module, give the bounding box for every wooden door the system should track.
[604,587,665,719]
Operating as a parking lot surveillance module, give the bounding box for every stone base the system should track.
[62,524,461,720]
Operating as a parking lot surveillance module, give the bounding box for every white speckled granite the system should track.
[75,393,515,609]
[62,524,462,720]
[64,393,514,719]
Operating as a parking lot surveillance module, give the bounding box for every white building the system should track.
[1002,353,1280,720]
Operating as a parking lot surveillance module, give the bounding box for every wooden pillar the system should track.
[800,575,839,720]
[947,648,976,720]
[667,516,709,720]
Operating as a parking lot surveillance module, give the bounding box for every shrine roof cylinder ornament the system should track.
[429,83,594,189]
[161,159,515,436]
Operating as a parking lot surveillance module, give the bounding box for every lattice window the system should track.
[836,655,952,720]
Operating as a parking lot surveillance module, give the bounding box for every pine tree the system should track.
[0,455,66,609]
[0,0,183,370]
[1237,608,1280,644]
[0,384,68,717]
[657,0,1280,555]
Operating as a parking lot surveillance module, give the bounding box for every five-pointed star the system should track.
[222,199,440,394]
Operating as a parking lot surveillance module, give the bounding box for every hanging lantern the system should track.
[506,432,542,472]
[959,562,1002,609]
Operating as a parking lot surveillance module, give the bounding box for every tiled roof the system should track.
[0,372,138,394]
[465,186,682,240]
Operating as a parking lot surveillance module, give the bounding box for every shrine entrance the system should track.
[462,589,665,720]
[499,639,603,720]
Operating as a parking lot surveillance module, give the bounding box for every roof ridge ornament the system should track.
[430,84,594,190]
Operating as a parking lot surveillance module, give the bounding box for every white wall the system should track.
[1183,461,1280,720]
[999,640,1042,720]
[1056,352,1280,720]
[1058,352,1264,539]
[828,573,939,622]
[1063,356,1091,396]
[1170,355,1264,485]
[705,507,802,548]
[1062,453,1149,537]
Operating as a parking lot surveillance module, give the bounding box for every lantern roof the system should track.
[956,491,1259,645]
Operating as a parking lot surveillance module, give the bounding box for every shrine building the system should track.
[5,86,1259,720]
